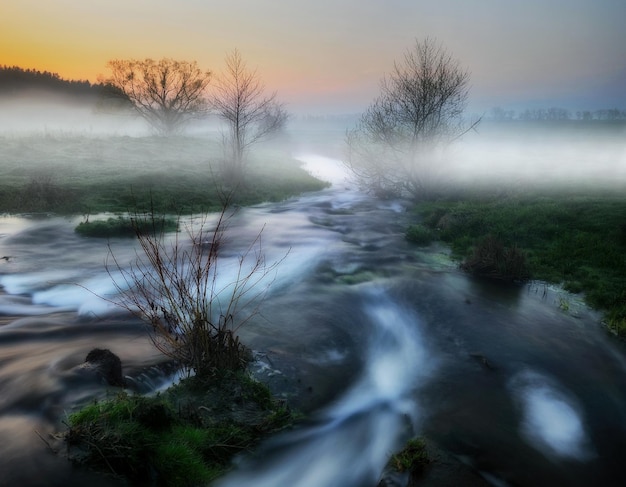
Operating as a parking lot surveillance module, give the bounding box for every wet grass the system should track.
[388,437,430,481]
[74,215,179,237]
[405,224,435,246]
[413,189,626,337]
[65,372,297,486]
[0,135,329,215]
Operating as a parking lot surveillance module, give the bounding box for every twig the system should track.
[34,429,56,454]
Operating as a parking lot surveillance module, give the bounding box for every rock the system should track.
[378,469,409,487]
[82,348,124,387]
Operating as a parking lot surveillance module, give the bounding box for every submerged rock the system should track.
[81,348,124,387]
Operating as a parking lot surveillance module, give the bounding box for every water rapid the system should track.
[1,155,626,486]
[216,288,435,487]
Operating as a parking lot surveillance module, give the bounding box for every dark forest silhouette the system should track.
[0,65,127,103]
[1,65,623,123]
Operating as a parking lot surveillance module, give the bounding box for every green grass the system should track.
[405,224,435,246]
[390,437,430,475]
[0,135,329,215]
[75,215,179,238]
[414,190,626,336]
[66,372,297,486]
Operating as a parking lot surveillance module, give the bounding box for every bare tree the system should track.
[104,58,211,135]
[346,38,479,199]
[211,49,287,183]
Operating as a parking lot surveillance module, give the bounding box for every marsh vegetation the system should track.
[411,190,626,336]
[0,134,328,217]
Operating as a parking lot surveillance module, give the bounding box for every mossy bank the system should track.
[65,372,297,486]
[407,189,626,337]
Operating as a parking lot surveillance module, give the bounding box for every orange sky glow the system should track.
[2,0,625,114]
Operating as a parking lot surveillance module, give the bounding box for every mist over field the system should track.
[2,94,624,195]
[450,122,626,188]
[0,95,148,136]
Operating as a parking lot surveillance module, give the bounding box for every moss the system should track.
[65,373,297,486]
[405,224,434,246]
[390,437,430,475]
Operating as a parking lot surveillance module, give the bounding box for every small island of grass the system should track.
[66,372,297,486]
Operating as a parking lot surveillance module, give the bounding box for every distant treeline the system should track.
[489,106,626,122]
[0,65,126,102]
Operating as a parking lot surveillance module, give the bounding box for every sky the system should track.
[1,0,625,115]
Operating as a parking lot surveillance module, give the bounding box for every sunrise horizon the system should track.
[2,0,625,115]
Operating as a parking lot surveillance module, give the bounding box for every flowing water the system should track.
[1,155,626,486]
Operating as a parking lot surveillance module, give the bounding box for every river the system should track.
[1,154,626,486]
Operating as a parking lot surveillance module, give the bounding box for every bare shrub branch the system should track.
[106,206,283,377]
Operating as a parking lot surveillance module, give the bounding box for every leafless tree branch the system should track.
[104,58,211,135]
[345,38,480,200]
[211,49,288,183]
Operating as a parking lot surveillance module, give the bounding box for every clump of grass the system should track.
[390,437,430,476]
[0,175,81,213]
[460,234,530,282]
[75,215,178,238]
[21,175,74,211]
[152,431,219,487]
[65,373,296,486]
[405,224,434,246]
[66,394,185,483]
[605,297,626,337]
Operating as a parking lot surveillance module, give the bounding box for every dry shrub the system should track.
[107,206,283,377]
[461,235,530,282]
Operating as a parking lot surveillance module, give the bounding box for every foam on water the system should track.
[0,294,63,316]
[509,369,593,461]
[216,286,436,487]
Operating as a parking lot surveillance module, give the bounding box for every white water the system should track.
[0,167,434,486]
[217,287,435,487]
[296,153,351,187]
[509,369,593,461]
[2,152,626,486]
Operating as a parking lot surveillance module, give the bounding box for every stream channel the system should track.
[1,155,625,486]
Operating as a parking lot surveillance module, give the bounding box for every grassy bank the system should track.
[66,372,296,486]
[0,134,329,215]
[409,189,626,336]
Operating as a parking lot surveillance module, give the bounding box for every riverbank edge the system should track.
[408,195,626,339]
[62,369,301,486]
[60,354,492,487]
